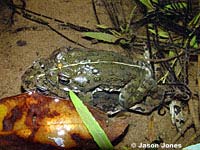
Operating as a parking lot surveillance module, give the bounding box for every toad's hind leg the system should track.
[119,78,157,109]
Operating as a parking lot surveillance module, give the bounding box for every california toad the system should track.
[22,47,161,115]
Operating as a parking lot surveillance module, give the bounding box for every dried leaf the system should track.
[0,92,128,150]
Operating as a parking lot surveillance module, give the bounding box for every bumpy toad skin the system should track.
[22,47,157,113]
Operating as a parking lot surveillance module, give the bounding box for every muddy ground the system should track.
[0,0,199,149]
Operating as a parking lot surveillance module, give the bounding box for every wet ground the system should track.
[0,0,199,149]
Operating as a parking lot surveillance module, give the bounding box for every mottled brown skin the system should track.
[0,92,128,150]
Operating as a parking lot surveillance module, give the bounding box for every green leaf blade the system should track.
[83,32,118,43]
[164,2,187,10]
[139,0,154,11]
[69,90,113,150]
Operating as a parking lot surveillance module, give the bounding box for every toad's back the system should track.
[22,48,152,97]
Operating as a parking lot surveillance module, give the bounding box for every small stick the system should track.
[91,0,100,24]
[188,97,200,130]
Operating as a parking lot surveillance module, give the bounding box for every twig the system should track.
[47,24,88,48]
[7,2,95,32]
[101,0,120,29]
[13,8,88,48]
[188,97,200,131]
[91,0,100,24]
[146,48,200,63]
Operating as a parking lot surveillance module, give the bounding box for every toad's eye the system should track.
[58,73,71,85]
